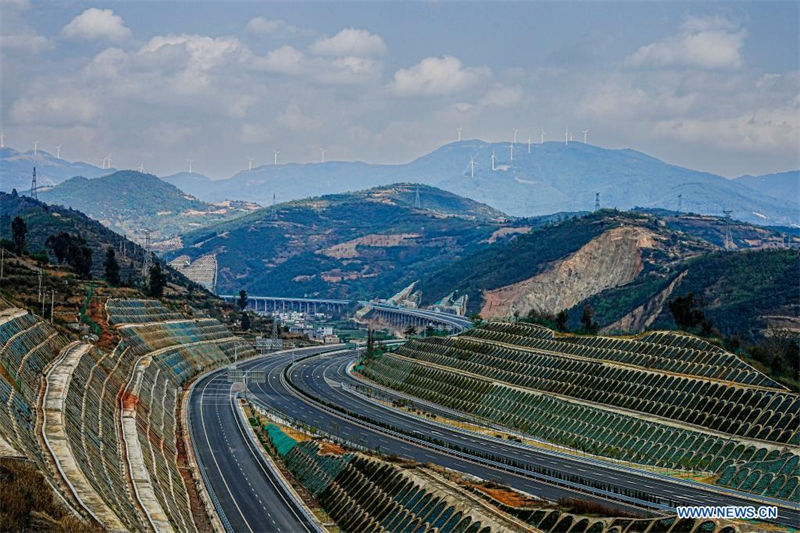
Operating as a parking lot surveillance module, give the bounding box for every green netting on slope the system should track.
[265,423,298,457]
[283,441,352,496]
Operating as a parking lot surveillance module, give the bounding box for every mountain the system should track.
[39,171,259,248]
[166,141,799,226]
[161,171,215,195]
[1,190,148,281]
[570,247,799,343]
[0,146,114,192]
[735,170,799,203]
[166,183,515,296]
[416,210,798,334]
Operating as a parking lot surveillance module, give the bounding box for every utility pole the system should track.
[1,247,4,281]
[50,290,55,323]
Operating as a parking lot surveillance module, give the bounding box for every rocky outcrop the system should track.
[603,270,687,333]
[480,226,657,319]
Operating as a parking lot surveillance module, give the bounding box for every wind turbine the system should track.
[248,157,254,171]
[1,132,5,148]
[564,128,569,145]
[513,129,518,144]
[33,140,39,155]
[457,128,462,142]
[509,142,514,161]
[469,156,477,178]
[273,150,279,166]
[540,128,545,144]
[490,151,496,171]
[106,153,112,168]
[582,129,589,144]
[187,159,194,174]
[320,148,325,163]
[138,161,144,173]
[56,144,62,159]
[527,135,532,153]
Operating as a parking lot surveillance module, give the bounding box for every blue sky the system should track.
[1,1,798,178]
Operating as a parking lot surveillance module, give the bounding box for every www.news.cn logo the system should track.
[676,506,778,520]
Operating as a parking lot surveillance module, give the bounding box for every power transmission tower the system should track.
[271,193,278,221]
[30,167,38,199]
[142,230,151,274]
[595,192,600,212]
[722,210,734,250]
[414,186,421,209]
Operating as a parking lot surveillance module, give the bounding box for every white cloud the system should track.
[254,45,382,85]
[627,15,746,70]
[62,8,132,42]
[246,17,302,36]
[277,103,322,131]
[255,45,305,74]
[389,56,490,97]
[0,24,51,54]
[10,94,97,125]
[652,99,799,152]
[309,28,386,57]
[480,85,523,108]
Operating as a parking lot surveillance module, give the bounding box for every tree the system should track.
[104,247,120,286]
[45,232,71,264]
[11,216,26,254]
[148,262,167,297]
[237,289,248,311]
[580,305,598,333]
[70,244,93,278]
[403,325,417,336]
[668,293,713,334]
[555,310,569,332]
[240,311,251,331]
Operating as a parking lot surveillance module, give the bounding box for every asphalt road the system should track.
[187,346,336,533]
[189,348,798,530]
[249,350,799,528]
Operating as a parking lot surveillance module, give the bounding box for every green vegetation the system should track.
[39,171,256,244]
[170,184,510,298]
[104,247,121,286]
[418,211,659,314]
[11,216,26,253]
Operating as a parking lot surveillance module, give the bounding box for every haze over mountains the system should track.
[1,141,797,227]
[161,141,800,226]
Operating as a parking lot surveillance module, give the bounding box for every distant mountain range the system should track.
[2,143,797,227]
[39,171,259,247]
[0,147,114,191]
[735,170,798,203]
[161,141,798,226]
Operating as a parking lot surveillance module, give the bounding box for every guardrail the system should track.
[280,353,673,514]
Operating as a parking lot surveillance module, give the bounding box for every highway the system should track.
[189,348,799,530]
[246,350,799,528]
[187,346,337,533]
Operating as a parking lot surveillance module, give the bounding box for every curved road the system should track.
[187,346,336,533]
[190,348,798,530]
[257,351,798,528]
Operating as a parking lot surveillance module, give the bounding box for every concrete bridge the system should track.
[219,295,472,332]
[219,295,351,315]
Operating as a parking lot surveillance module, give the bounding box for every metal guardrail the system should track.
[186,373,235,533]
[232,393,323,533]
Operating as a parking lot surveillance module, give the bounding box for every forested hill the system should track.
[167,183,514,298]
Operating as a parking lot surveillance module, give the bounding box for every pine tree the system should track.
[148,262,167,297]
[11,216,26,254]
[104,247,121,286]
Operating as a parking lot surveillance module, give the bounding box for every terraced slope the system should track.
[361,322,800,502]
[0,297,253,532]
[265,425,739,533]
